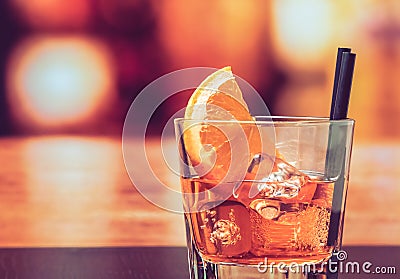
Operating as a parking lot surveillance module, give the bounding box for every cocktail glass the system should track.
[174,116,354,278]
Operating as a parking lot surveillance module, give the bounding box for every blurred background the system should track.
[0,0,399,247]
[2,0,400,140]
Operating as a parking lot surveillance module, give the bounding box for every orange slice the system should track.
[183,67,262,181]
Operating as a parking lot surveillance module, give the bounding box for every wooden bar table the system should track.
[0,246,398,278]
[0,136,399,278]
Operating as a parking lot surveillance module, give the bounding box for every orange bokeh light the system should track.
[11,0,90,29]
[271,0,334,69]
[157,1,273,86]
[7,36,116,130]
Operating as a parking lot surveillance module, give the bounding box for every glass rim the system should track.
[174,116,355,125]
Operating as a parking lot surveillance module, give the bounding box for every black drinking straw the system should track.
[331,51,356,120]
[330,48,351,119]
[327,48,356,247]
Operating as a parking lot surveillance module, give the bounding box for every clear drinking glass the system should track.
[174,116,354,278]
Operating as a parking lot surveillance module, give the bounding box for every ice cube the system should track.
[249,199,281,220]
[199,201,251,257]
[210,219,241,245]
[247,153,309,199]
